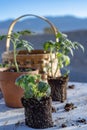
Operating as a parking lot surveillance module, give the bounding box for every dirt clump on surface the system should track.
[52,106,57,112]
[64,103,76,111]
[68,84,75,89]
[61,123,67,128]
[77,118,87,124]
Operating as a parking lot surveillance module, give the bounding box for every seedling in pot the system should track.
[43,32,84,78]
[0,31,34,72]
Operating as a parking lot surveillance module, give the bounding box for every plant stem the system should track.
[12,39,19,72]
[54,61,59,78]
[14,48,19,72]
[50,48,53,77]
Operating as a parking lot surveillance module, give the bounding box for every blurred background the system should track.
[0,0,87,83]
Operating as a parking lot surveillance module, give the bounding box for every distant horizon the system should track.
[1,15,87,35]
[1,15,87,22]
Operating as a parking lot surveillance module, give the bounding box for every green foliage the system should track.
[17,30,31,35]
[15,74,51,100]
[9,32,34,72]
[0,35,6,40]
[43,32,84,77]
[10,32,33,51]
[0,63,4,68]
[0,31,34,72]
[0,63,9,68]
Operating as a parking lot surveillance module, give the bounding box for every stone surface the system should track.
[0,82,87,130]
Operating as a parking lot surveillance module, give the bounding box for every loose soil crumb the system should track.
[52,106,56,113]
[61,123,67,128]
[64,103,76,111]
[68,84,75,89]
[77,118,87,124]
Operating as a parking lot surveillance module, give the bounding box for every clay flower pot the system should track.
[0,67,38,108]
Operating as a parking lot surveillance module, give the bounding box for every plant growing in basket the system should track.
[2,14,61,82]
[0,32,38,108]
[43,32,84,102]
[1,31,33,72]
[15,74,53,129]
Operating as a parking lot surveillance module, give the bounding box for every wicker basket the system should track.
[2,14,61,78]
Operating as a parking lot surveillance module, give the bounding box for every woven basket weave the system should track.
[2,14,61,77]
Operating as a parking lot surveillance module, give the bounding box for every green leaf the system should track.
[17,30,31,35]
[67,47,74,56]
[74,42,84,52]
[56,32,62,38]
[24,83,36,98]
[43,40,55,51]
[38,81,50,93]
[15,74,51,100]
[16,42,24,49]
[0,35,6,40]
[15,74,26,88]
[64,55,70,66]
[16,40,33,50]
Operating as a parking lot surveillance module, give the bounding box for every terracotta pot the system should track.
[21,96,53,129]
[0,83,1,92]
[48,76,69,102]
[0,68,8,92]
[0,67,38,108]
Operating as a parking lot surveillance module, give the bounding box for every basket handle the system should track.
[6,14,59,52]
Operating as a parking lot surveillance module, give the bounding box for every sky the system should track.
[1,0,87,21]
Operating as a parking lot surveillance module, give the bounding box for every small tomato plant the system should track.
[43,32,84,78]
[15,74,51,100]
[0,31,34,72]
